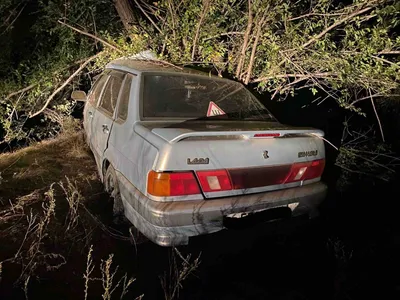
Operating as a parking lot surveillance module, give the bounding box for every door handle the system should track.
[102,124,109,134]
[88,111,93,118]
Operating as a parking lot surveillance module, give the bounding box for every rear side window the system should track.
[117,74,134,122]
[99,71,124,115]
[88,75,108,105]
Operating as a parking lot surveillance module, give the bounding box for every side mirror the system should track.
[71,90,87,102]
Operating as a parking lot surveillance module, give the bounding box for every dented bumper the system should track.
[117,172,327,246]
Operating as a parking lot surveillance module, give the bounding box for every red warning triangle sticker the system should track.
[206,101,226,117]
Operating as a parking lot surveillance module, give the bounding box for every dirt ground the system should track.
[1,132,400,300]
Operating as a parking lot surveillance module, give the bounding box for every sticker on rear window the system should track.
[207,101,226,117]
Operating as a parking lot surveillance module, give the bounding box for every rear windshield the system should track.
[142,74,275,121]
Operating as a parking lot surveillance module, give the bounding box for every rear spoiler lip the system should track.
[152,128,325,144]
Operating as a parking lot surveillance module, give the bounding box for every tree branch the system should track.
[311,134,339,151]
[191,0,210,61]
[235,0,253,79]
[371,55,400,67]
[350,93,383,106]
[287,12,347,22]
[29,52,102,118]
[252,72,336,83]
[166,0,177,39]
[369,89,385,142]
[277,5,376,68]
[58,20,123,53]
[377,51,400,55]
[301,6,374,50]
[141,0,165,22]
[202,31,244,42]
[133,0,162,33]
[271,77,310,99]
[4,58,88,101]
[244,10,267,84]
[4,84,38,102]
[1,3,27,35]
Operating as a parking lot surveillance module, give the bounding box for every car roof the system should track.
[106,58,217,77]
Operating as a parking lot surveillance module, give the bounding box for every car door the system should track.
[108,73,137,174]
[83,73,109,144]
[91,70,125,167]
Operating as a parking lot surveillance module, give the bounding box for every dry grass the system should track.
[83,245,95,300]
[160,248,201,300]
[60,176,84,232]
[327,237,353,267]
[0,131,200,299]
[0,172,138,298]
[66,132,90,159]
[23,275,30,300]
[83,245,140,300]
[0,131,143,299]
[0,132,101,295]
[0,183,67,300]
[11,185,65,283]
[0,131,97,203]
[0,189,41,228]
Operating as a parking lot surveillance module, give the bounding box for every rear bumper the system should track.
[117,173,327,246]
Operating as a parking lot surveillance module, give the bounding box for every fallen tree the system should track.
[0,0,399,144]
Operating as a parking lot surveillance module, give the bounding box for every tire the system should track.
[104,164,125,220]
[104,165,147,244]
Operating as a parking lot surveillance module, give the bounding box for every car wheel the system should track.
[104,165,148,244]
[104,164,125,220]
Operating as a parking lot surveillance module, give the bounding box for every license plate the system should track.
[226,202,299,219]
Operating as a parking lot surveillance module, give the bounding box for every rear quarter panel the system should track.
[107,131,158,193]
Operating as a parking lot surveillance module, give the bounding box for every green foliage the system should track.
[146,0,399,109]
[0,0,399,145]
[0,0,122,143]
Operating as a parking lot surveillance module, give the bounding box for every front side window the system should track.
[142,74,275,121]
[88,74,108,105]
[99,71,124,115]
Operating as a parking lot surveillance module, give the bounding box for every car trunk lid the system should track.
[139,121,325,198]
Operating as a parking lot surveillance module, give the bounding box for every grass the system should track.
[0,131,141,299]
[160,248,201,300]
[0,131,201,299]
[83,245,140,300]
[0,132,96,202]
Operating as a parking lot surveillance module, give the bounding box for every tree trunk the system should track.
[114,0,137,31]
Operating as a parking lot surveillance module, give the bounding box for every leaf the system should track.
[311,87,318,96]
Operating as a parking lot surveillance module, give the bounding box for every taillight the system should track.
[196,170,232,192]
[147,159,325,197]
[147,171,201,197]
[285,159,325,183]
[303,159,325,180]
